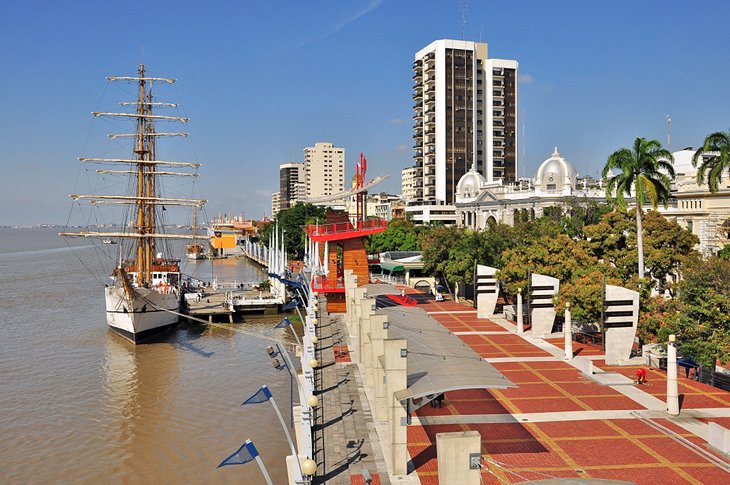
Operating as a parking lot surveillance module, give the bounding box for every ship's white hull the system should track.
[105,286,180,343]
[186,252,206,260]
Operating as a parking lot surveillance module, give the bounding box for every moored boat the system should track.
[61,64,206,343]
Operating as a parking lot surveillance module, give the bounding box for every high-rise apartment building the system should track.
[304,142,345,199]
[279,162,305,211]
[401,166,417,202]
[409,39,518,222]
[271,192,280,217]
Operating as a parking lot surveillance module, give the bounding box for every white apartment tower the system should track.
[401,166,417,202]
[411,39,518,208]
[304,142,345,199]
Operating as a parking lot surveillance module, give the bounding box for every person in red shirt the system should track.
[636,368,647,384]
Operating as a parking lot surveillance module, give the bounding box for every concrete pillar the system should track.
[667,335,679,416]
[366,314,387,390]
[357,297,373,365]
[437,431,482,485]
[384,338,408,477]
[564,302,573,360]
[516,289,524,334]
[373,321,389,423]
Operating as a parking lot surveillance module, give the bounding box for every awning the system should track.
[380,260,405,272]
[376,306,516,405]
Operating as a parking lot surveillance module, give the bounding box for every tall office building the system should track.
[279,162,305,211]
[304,142,345,199]
[409,39,518,222]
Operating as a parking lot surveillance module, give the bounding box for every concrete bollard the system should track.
[516,289,524,334]
[564,302,573,360]
[436,431,482,485]
[574,356,593,376]
[667,334,679,416]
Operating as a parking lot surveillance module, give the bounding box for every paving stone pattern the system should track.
[312,310,390,485]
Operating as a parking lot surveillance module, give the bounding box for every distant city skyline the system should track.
[1,0,729,224]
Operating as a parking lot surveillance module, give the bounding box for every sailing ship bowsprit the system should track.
[61,64,206,343]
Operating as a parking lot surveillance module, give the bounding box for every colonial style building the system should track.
[454,146,730,256]
[455,147,605,229]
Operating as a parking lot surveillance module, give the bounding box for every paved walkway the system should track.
[401,290,730,485]
[313,309,389,485]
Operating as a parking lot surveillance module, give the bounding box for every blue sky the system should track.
[1,0,729,225]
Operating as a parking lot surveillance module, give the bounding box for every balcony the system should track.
[305,218,388,243]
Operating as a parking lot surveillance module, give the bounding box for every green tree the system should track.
[648,255,730,368]
[555,269,621,324]
[692,130,730,193]
[718,244,730,260]
[418,224,464,279]
[583,210,697,285]
[498,234,598,295]
[560,197,613,239]
[261,203,327,260]
[366,218,420,253]
[602,137,675,279]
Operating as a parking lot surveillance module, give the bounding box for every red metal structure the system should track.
[304,153,387,312]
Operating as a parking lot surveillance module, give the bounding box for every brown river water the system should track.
[0,228,294,484]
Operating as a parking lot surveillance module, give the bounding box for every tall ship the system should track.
[61,64,206,343]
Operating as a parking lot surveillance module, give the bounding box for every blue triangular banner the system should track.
[217,439,258,467]
[242,385,273,406]
[275,317,292,329]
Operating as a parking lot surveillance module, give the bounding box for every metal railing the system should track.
[307,218,387,237]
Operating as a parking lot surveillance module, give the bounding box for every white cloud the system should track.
[390,118,406,125]
[520,73,535,84]
[396,144,409,151]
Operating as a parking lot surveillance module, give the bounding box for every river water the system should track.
[0,228,293,484]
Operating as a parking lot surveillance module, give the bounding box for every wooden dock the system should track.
[185,290,236,323]
[184,287,285,323]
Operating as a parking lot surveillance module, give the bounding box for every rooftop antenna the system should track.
[666,114,672,152]
[458,0,470,40]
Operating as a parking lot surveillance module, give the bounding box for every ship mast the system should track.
[60,65,207,283]
[133,64,155,285]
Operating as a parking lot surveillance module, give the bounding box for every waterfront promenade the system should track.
[322,285,730,484]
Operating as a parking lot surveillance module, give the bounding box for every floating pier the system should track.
[184,280,285,323]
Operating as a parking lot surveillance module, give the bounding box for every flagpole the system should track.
[269,395,304,481]
[254,454,274,485]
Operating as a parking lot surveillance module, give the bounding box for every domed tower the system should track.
[534,147,577,195]
[455,168,488,202]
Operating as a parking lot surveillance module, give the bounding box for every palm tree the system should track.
[692,130,730,193]
[602,137,674,279]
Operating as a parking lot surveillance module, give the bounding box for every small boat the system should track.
[61,64,206,343]
[186,243,206,260]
